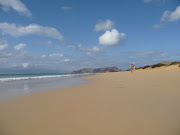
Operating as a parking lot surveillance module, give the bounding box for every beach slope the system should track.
[0,67,180,135]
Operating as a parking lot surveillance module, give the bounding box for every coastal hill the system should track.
[136,61,180,70]
[72,61,180,73]
[72,66,122,73]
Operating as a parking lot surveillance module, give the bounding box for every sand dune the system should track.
[0,66,180,135]
[137,64,180,71]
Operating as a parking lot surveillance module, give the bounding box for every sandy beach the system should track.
[0,66,180,135]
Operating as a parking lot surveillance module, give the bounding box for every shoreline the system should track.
[0,74,92,102]
[0,67,180,135]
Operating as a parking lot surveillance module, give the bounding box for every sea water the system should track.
[0,73,92,101]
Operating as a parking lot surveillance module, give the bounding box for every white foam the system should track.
[0,73,93,82]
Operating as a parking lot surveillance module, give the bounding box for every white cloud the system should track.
[134,50,164,59]
[152,24,162,29]
[49,53,64,57]
[0,0,31,16]
[64,58,71,62]
[14,43,26,50]
[99,29,126,46]
[92,46,100,52]
[68,44,101,53]
[76,44,85,52]
[46,40,52,45]
[134,51,158,56]
[143,0,152,3]
[0,22,64,41]
[0,39,8,50]
[143,0,169,3]
[86,52,92,57]
[54,45,61,50]
[41,54,46,58]
[61,6,72,11]
[0,44,8,50]
[0,52,12,58]
[41,53,64,58]
[161,5,180,22]
[94,19,114,32]
[85,46,100,57]
[22,63,29,69]
[68,44,102,57]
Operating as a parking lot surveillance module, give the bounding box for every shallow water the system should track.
[0,74,91,101]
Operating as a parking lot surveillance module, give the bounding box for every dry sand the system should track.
[0,66,180,135]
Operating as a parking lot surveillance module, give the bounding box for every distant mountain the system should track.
[72,66,122,74]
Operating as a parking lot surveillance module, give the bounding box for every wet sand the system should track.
[0,66,180,135]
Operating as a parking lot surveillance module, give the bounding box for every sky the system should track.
[0,0,180,73]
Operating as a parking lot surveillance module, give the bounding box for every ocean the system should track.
[0,73,92,101]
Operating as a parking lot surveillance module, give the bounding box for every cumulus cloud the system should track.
[94,19,114,32]
[14,43,26,50]
[99,29,126,46]
[0,22,64,41]
[0,0,31,16]
[61,6,72,11]
[161,5,180,22]
[0,39,8,50]
[22,63,29,69]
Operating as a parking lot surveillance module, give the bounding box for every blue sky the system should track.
[0,0,180,73]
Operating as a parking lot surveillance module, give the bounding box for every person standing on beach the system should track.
[130,63,135,73]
